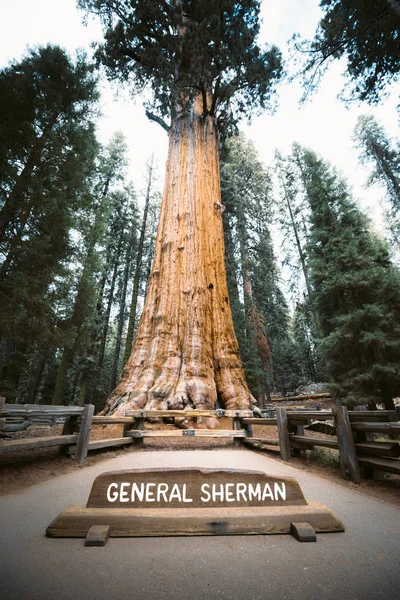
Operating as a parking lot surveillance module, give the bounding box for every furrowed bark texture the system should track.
[105,98,253,416]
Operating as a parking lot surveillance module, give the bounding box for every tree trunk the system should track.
[105,96,254,416]
[123,159,153,364]
[97,231,123,372]
[109,222,137,391]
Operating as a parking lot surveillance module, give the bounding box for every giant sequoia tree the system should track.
[79,1,282,417]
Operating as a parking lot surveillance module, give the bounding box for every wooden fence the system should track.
[244,406,400,483]
[0,402,136,465]
[1,397,399,482]
[0,401,252,465]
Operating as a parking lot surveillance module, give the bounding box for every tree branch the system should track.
[145,110,170,133]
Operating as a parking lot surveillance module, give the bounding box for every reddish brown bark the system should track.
[104,96,254,418]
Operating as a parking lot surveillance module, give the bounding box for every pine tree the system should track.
[220,134,303,401]
[299,146,400,408]
[275,146,322,380]
[79,0,283,417]
[0,46,99,402]
[123,157,155,365]
[353,115,400,246]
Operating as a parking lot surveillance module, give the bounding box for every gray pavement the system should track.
[0,448,399,600]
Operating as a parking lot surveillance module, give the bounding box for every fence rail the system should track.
[1,398,399,480]
[249,405,400,483]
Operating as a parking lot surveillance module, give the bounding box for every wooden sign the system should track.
[86,468,307,509]
[46,467,344,541]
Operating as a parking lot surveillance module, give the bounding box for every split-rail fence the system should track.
[0,396,399,482]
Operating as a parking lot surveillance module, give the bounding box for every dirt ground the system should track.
[1,405,399,507]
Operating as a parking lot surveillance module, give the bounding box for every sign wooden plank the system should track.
[86,468,307,509]
[46,467,345,539]
[127,429,247,438]
[46,501,344,538]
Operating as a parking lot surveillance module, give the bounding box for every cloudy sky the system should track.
[1,0,399,218]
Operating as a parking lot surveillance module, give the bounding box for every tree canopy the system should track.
[296,0,400,103]
[299,146,400,407]
[78,0,282,128]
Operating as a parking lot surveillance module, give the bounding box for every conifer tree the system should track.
[79,0,282,418]
[296,0,400,104]
[353,115,400,245]
[0,46,99,402]
[298,146,400,408]
[220,134,302,399]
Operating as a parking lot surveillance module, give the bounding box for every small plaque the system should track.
[182,430,195,436]
[86,468,307,509]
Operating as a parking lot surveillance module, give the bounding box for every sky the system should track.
[1,0,399,219]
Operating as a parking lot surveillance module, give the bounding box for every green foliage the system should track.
[0,46,100,403]
[51,135,137,406]
[78,0,282,128]
[298,146,400,406]
[295,0,400,104]
[353,115,400,246]
[221,133,304,398]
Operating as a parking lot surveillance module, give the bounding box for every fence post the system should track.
[242,420,253,439]
[0,397,5,431]
[75,403,94,465]
[332,405,361,483]
[353,405,383,480]
[232,413,242,447]
[130,412,145,445]
[276,407,291,461]
[59,412,80,455]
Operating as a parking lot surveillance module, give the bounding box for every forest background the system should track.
[1,0,400,411]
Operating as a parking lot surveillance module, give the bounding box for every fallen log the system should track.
[271,393,331,402]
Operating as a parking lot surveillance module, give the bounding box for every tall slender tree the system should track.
[220,134,272,404]
[353,115,400,245]
[299,147,400,408]
[79,1,282,418]
[123,157,155,365]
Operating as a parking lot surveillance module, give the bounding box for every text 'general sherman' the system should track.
[106,481,287,504]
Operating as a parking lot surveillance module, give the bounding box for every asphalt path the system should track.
[0,448,399,600]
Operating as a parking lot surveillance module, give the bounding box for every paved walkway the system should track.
[0,448,399,600]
